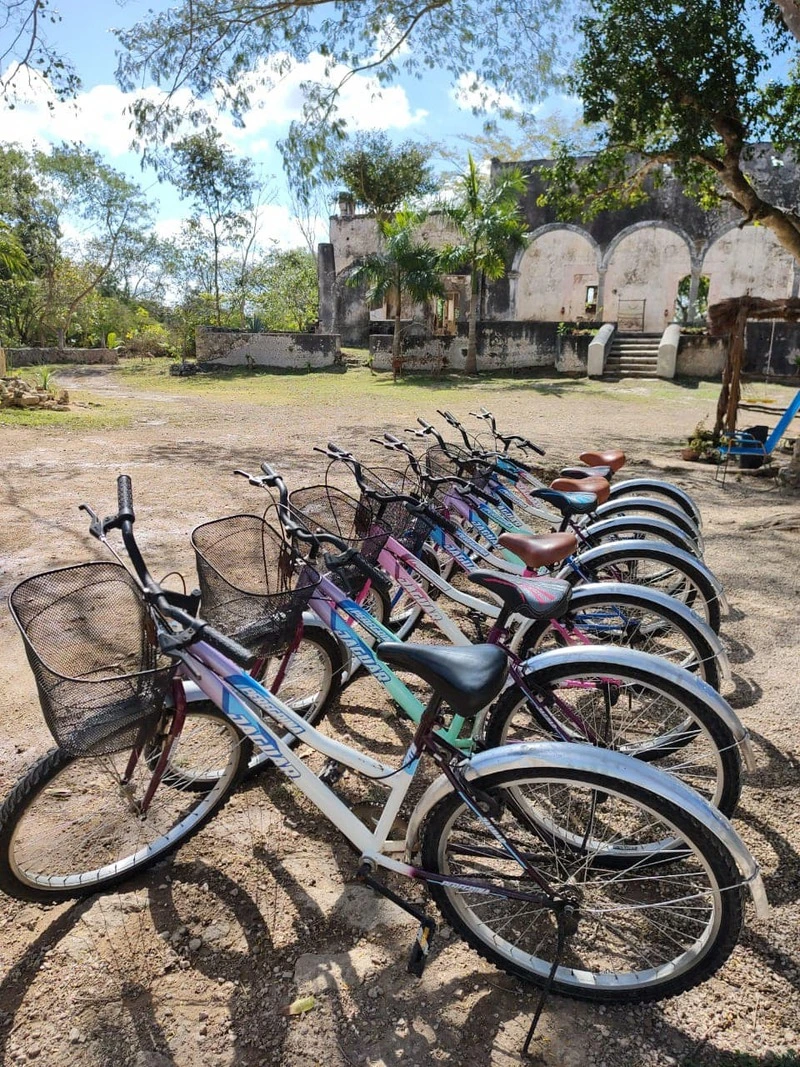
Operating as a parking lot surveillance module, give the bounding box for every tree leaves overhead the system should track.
[538,0,800,261]
[0,0,81,107]
[114,0,573,193]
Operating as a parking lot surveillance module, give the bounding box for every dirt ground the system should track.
[1,364,799,1067]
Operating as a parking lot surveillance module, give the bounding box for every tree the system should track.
[114,0,571,192]
[348,208,444,366]
[35,144,153,347]
[165,128,259,326]
[332,131,437,216]
[539,0,800,263]
[0,0,81,106]
[439,154,528,374]
[249,248,319,331]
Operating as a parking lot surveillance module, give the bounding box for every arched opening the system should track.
[674,275,709,325]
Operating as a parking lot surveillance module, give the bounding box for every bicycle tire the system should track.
[608,480,702,527]
[482,655,741,815]
[593,498,702,546]
[0,710,252,902]
[421,766,743,1002]
[561,543,722,633]
[516,585,721,690]
[579,516,700,557]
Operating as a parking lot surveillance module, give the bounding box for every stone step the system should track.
[607,357,659,367]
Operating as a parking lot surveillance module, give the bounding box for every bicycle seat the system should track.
[550,475,610,505]
[579,449,626,471]
[530,488,597,517]
[497,531,577,568]
[559,464,613,480]
[375,643,508,717]
[468,571,571,621]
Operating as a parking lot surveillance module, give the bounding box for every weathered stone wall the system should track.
[195,327,342,368]
[676,323,800,378]
[8,347,118,366]
[369,322,590,374]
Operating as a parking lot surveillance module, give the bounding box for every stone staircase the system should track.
[604,333,661,378]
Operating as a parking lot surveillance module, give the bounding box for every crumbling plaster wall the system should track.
[195,327,341,368]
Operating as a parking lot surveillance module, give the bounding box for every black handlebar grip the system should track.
[200,625,257,668]
[117,474,135,523]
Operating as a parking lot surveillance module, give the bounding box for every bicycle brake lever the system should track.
[79,503,105,540]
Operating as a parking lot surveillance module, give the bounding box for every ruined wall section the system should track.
[196,327,341,368]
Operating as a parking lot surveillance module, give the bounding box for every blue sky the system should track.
[0,0,575,247]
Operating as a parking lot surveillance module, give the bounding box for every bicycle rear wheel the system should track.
[0,710,251,902]
[516,585,721,690]
[482,656,741,815]
[563,544,722,632]
[421,767,743,1002]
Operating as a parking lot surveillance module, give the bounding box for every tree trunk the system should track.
[714,303,749,437]
[465,268,480,375]
[392,304,402,365]
[56,326,66,351]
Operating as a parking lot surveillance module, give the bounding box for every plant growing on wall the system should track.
[332,131,437,218]
[347,208,444,370]
[438,155,528,375]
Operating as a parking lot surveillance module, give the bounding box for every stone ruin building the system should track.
[317,145,800,378]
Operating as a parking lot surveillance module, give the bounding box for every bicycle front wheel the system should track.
[0,710,251,902]
[421,767,744,1002]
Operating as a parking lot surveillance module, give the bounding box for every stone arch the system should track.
[701,224,795,305]
[514,225,602,321]
[603,223,693,332]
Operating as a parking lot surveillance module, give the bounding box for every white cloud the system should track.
[451,73,521,114]
[228,52,427,139]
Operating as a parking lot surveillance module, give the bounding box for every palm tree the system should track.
[440,155,528,375]
[348,208,445,368]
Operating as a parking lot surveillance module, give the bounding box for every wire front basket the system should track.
[354,465,436,556]
[9,562,172,756]
[192,514,316,657]
[288,484,391,564]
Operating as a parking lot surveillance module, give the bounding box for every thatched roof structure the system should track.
[708,296,800,337]
[708,295,800,435]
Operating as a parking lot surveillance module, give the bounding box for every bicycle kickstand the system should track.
[356,862,437,976]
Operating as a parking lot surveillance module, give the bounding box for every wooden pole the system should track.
[725,304,749,433]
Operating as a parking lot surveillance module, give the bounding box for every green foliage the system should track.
[249,248,320,331]
[0,0,82,107]
[438,154,528,373]
[332,131,437,216]
[537,0,800,260]
[114,0,573,197]
[348,209,444,361]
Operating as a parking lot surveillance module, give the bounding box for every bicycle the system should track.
[0,474,768,1015]
[373,433,728,633]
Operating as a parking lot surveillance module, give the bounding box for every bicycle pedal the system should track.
[407,918,436,977]
[319,759,346,786]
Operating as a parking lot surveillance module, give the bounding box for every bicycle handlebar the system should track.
[83,476,256,667]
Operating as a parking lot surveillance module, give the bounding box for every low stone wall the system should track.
[369,321,590,374]
[196,327,341,369]
[8,347,118,367]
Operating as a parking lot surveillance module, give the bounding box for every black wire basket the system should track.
[354,465,436,556]
[192,514,317,656]
[288,484,391,564]
[9,561,172,756]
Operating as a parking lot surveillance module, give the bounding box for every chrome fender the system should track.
[608,478,703,528]
[561,539,729,614]
[509,581,731,686]
[513,643,753,771]
[404,740,768,917]
[582,516,700,557]
[594,497,703,550]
